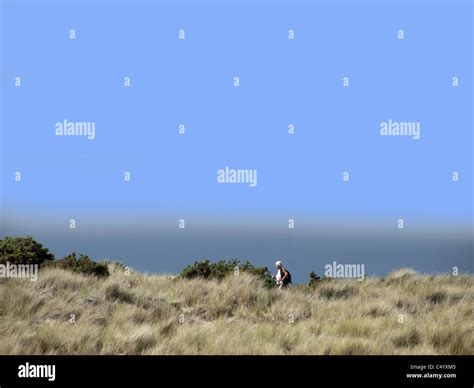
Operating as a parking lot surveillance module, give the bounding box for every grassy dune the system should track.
[0,264,472,355]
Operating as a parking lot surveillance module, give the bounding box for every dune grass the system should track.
[0,265,472,355]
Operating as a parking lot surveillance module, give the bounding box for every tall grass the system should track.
[0,265,472,355]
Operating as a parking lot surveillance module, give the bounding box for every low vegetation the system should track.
[0,237,472,355]
[0,264,472,355]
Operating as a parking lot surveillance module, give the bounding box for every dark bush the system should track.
[308,271,320,287]
[179,259,275,287]
[0,236,54,266]
[44,253,109,278]
[308,271,330,287]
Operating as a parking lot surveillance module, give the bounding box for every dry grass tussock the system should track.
[0,265,472,355]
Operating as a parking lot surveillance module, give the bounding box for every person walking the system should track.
[275,260,292,288]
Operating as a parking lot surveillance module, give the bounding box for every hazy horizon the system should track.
[2,210,472,283]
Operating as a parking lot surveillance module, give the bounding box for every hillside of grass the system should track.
[0,263,472,355]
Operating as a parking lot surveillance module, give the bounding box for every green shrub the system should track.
[179,259,275,287]
[308,271,320,287]
[0,236,54,266]
[308,271,330,287]
[44,253,109,278]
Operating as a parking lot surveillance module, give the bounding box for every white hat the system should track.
[275,260,282,267]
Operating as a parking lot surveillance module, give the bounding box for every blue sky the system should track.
[1,1,472,280]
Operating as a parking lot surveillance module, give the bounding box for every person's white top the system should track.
[276,269,282,283]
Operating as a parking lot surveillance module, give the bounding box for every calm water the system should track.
[2,216,472,283]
